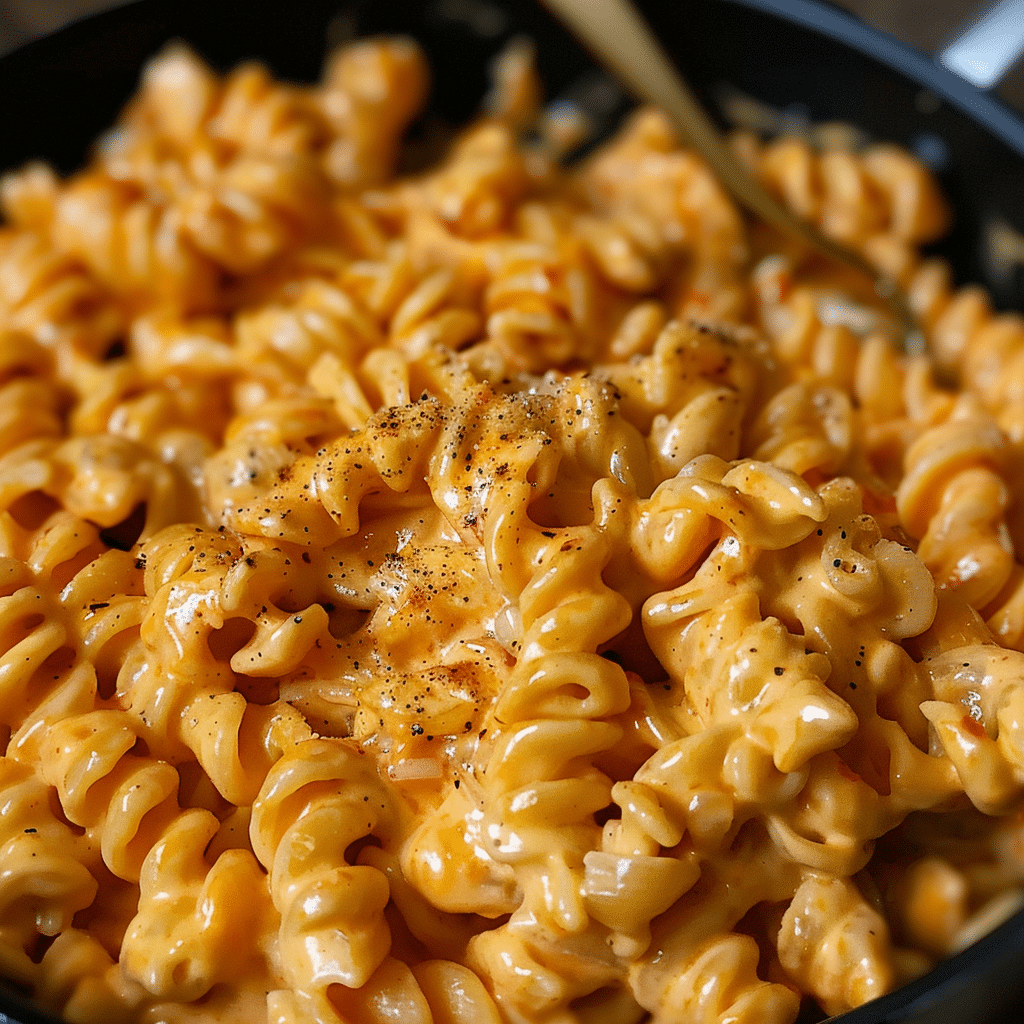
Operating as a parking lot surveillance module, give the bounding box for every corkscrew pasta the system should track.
[2,26,1024,1024]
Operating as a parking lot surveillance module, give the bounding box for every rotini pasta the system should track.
[1,23,1024,1024]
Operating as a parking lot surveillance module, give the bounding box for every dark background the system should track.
[2,0,1024,110]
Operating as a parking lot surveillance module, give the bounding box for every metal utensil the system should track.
[539,0,922,349]
[939,0,1024,89]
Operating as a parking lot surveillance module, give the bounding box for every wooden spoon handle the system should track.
[540,0,921,348]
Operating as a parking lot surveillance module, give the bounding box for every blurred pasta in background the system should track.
[1,26,1024,1024]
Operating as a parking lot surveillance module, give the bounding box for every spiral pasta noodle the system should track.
[3,26,1024,1024]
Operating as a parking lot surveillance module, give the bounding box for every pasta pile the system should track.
[2,30,1024,1024]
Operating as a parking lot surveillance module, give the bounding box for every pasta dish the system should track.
[0,26,1023,1024]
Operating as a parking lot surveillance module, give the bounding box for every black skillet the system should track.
[0,1,1023,1022]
